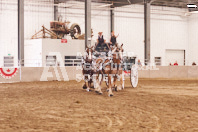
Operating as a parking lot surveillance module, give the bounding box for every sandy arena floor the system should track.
[0,79,198,132]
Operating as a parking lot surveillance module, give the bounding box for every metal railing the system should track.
[0,59,198,68]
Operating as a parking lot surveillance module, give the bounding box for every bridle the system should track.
[82,47,95,71]
[110,44,124,62]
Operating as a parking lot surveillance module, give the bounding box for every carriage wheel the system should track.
[130,64,138,88]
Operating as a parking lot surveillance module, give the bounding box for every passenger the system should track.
[110,31,119,46]
[97,32,105,47]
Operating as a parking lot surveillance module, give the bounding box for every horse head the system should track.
[111,44,124,60]
[85,46,94,63]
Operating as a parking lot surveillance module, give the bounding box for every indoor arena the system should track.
[0,0,198,131]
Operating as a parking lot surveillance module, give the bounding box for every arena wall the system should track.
[0,66,198,83]
[139,66,198,79]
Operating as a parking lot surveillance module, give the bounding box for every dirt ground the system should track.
[0,79,198,132]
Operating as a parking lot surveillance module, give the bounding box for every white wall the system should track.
[58,4,190,66]
[1,1,198,67]
[24,39,42,67]
[115,5,189,66]
[0,0,18,67]
[115,5,144,60]
[188,13,198,65]
[42,39,85,67]
[24,39,86,67]
[0,0,53,67]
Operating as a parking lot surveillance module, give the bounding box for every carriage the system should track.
[93,43,139,88]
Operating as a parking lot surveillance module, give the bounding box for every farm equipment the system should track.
[31,21,81,39]
[50,21,81,39]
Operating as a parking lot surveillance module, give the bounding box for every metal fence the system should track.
[0,58,198,68]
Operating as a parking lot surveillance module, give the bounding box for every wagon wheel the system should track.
[70,23,81,39]
[130,64,138,88]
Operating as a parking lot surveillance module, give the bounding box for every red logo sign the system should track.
[61,39,67,43]
[0,68,18,79]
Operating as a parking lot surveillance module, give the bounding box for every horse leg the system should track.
[86,80,90,92]
[83,81,87,89]
[97,74,103,94]
[88,72,93,89]
[108,75,113,97]
[121,71,124,89]
[88,80,92,90]
[113,75,118,91]
[117,70,124,90]
[83,74,90,92]
[83,78,87,89]
[82,70,87,89]
[87,74,92,92]
[93,73,97,89]
[117,73,122,90]
[94,74,103,94]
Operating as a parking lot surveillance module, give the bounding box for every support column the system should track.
[54,4,58,21]
[85,0,91,49]
[18,0,24,66]
[144,0,150,65]
[110,7,114,32]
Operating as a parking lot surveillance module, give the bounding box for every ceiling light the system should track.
[187,4,197,8]
[98,4,113,8]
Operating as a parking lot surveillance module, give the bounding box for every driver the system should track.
[97,32,106,47]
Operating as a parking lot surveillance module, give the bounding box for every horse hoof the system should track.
[95,91,102,95]
[109,94,113,97]
[83,85,87,89]
[115,87,118,91]
[99,92,103,95]
[86,89,90,92]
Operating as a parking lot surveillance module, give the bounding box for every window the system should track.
[46,55,56,66]
[155,57,161,66]
[65,56,81,66]
[4,56,14,67]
